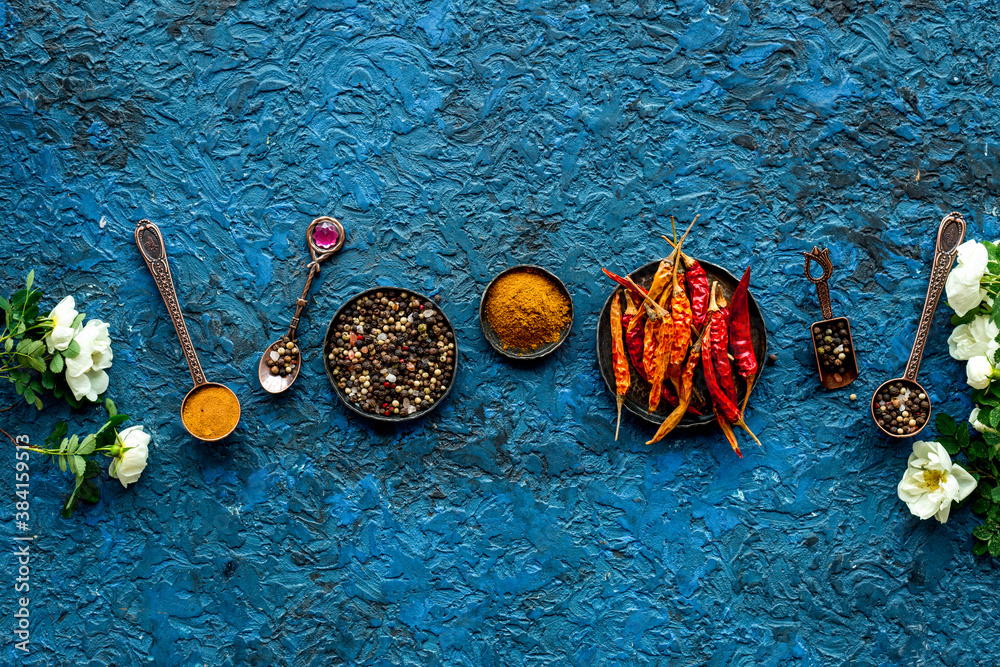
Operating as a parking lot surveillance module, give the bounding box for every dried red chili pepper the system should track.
[728,266,758,412]
[702,283,763,451]
[666,264,693,386]
[710,288,739,406]
[622,293,645,375]
[682,255,710,331]
[601,268,668,318]
[647,258,674,304]
[647,334,704,444]
[660,233,710,331]
[610,291,630,440]
[646,315,673,411]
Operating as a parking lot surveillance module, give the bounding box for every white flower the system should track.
[44,296,79,353]
[64,320,114,402]
[970,407,997,434]
[108,426,150,488]
[948,315,1000,361]
[967,355,995,389]
[897,440,977,523]
[945,240,989,316]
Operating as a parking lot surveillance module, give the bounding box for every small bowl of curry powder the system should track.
[480,265,574,359]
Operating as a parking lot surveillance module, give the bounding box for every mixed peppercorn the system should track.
[327,290,455,417]
[813,319,855,383]
[266,336,299,377]
[873,380,929,436]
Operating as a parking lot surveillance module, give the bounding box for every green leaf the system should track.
[61,495,79,519]
[957,426,971,449]
[974,525,995,540]
[77,479,100,504]
[992,488,1000,504]
[973,496,991,514]
[0,295,9,312]
[77,434,96,456]
[46,421,67,448]
[33,397,42,410]
[25,270,33,293]
[985,431,1000,449]
[71,312,85,329]
[3,338,11,353]
[105,398,117,418]
[952,310,978,326]
[937,413,958,437]
[64,339,80,359]
[990,408,1000,431]
[49,352,63,374]
[972,440,989,459]
[989,535,1000,558]
[68,455,85,478]
[84,460,101,479]
[974,540,990,556]
[941,438,961,455]
[23,355,45,372]
[58,455,66,473]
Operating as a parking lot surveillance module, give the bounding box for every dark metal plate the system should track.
[323,287,458,423]
[595,259,767,429]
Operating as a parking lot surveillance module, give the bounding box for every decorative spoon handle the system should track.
[284,216,345,340]
[135,220,207,387]
[804,247,835,320]
[286,263,320,341]
[904,212,966,381]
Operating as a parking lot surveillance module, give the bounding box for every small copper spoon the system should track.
[135,220,241,441]
[804,247,859,389]
[258,216,346,394]
[871,212,966,438]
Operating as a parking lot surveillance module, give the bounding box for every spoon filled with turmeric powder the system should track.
[480,265,573,359]
[135,220,241,441]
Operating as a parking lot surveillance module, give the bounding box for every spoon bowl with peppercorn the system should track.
[258,216,346,394]
[870,212,966,438]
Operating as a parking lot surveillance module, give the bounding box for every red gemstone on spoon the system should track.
[313,221,340,248]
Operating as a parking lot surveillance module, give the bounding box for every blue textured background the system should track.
[3,0,1000,664]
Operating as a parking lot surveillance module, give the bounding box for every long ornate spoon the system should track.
[871,212,965,438]
[258,216,346,394]
[135,220,241,441]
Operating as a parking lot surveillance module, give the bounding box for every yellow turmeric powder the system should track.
[486,269,571,350]
[182,384,240,440]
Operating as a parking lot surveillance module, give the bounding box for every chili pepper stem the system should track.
[736,419,763,449]
[740,376,755,414]
[715,409,743,458]
[615,396,623,441]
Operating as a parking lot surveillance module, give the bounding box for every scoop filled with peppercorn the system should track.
[810,317,859,389]
[804,248,859,389]
[324,287,458,422]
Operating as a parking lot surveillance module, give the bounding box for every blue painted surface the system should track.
[2,0,1000,664]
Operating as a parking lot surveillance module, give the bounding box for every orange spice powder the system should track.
[182,384,240,440]
[485,270,570,350]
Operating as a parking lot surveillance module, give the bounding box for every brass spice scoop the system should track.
[258,216,346,394]
[871,212,966,438]
[804,247,858,389]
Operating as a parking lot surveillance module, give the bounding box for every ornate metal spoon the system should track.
[258,216,346,394]
[871,212,966,438]
[135,220,241,441]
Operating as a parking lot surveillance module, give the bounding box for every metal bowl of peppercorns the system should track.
[323,287,458,422]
